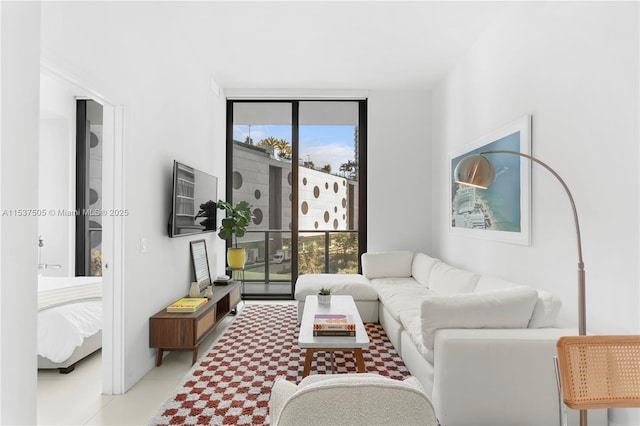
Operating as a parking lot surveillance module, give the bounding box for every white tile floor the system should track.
[37,300,295,426]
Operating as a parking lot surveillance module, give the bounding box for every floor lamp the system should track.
[454,149,588,426]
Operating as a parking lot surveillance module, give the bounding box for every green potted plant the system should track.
[217,199,253,270]
[318,287,332,304]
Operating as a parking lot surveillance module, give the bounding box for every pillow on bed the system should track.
[420,285,539,349]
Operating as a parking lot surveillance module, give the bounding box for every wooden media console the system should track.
[149,281,241,366]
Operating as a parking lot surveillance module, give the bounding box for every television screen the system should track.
[168,161,218,237]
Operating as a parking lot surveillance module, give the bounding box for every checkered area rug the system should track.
[148,304,410,426]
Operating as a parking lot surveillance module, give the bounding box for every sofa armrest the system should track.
[269,377,298,426]
[432,328,577,426]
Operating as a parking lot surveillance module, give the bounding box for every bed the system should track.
[37,276,102,373]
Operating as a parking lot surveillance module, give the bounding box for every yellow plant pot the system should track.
[227,247,246,270]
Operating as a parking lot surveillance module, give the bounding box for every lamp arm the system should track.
[481,149,586,336]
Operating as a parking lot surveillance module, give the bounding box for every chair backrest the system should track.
[276,375,437,426]
[556,335,640,409]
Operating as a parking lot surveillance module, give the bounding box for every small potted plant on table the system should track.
[318,287,332,304]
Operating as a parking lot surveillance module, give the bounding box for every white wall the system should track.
[368,90,432,253]
[431,3,639,424]
[0,2,40,424]
[40,3,227,390]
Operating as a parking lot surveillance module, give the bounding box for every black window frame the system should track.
[226,99,367,298]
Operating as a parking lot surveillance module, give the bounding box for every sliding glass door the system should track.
[227,100,366,299]
[297,101,363,275]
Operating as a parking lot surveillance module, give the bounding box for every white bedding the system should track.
[38,276,103,363]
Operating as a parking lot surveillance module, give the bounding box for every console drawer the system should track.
[195,306,216,341]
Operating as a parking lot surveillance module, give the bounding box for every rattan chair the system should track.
[555,335,640,425]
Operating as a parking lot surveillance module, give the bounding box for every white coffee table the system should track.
[298,294,370,377]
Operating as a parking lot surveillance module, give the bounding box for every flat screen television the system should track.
[168,160,218,237]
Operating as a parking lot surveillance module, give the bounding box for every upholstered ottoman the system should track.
[294,274,379,323]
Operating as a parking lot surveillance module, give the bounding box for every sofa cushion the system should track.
[294,274,378,302]
[398,310,434,363]
[420,285,539,349]
[362,251,414,279]
[474,275,517,292]
[428,262,480,294]
[373,280,434,321]
[369,277,418,289]
[476,276,562,328]
[411,253,441,287]
[528,291,562,328]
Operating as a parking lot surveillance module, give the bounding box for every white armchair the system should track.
[269,373,437,426]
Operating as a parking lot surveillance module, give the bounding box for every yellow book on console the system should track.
[166,297,208,313]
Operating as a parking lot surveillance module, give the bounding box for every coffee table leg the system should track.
[303,349,314,377]
[354,348,366,373]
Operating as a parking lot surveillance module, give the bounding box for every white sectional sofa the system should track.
[295,251,607,426]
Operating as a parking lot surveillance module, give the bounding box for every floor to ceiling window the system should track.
[76,99,103,277]
[227,100,367,299]
[297,101,363,275]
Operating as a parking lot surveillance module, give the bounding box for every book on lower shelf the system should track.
[313,314,356,336]
[166,297,208,313]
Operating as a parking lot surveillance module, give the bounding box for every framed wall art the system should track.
[449,115,532,245]
[190,239,212,293]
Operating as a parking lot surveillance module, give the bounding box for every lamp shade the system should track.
[454,154,496,189]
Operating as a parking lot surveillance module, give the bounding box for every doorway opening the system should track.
[38,64,125,401]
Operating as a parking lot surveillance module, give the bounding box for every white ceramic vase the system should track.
[318,294,331,304]
[204,285,213,299]
[189,282,200,298]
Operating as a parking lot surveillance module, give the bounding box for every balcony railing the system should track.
[233,230,359,294]
[298,230,359,275]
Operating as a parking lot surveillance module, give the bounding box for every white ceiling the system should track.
[41,1,516,91]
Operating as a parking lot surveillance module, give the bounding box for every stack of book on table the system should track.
[166,297,208,313]
[313,314,356,336]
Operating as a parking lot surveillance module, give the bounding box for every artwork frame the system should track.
[449,115,532,245]
[190,239,212,293]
